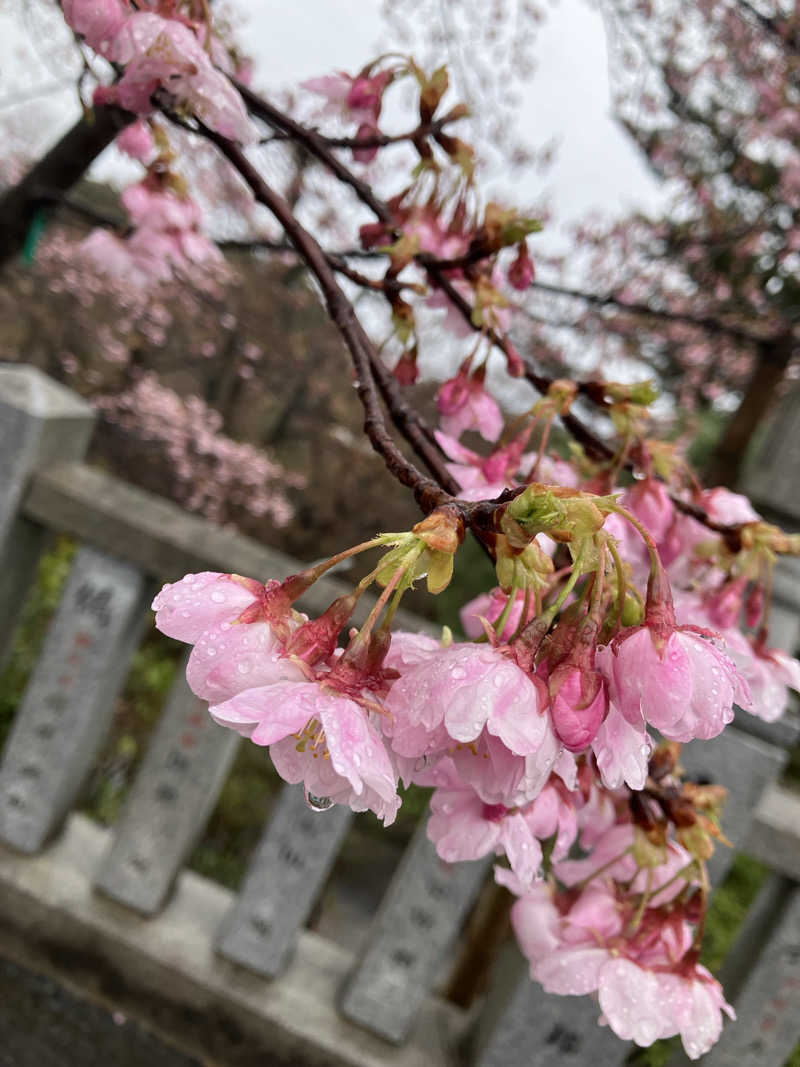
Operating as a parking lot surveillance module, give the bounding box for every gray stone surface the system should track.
[743,782,800,881]
[94,664,239,915]
[23,462,436,635]
[765,597,800,658]
[0,545,149,852]
[217,783,352,977]
[340,819,490,1044]
[0,518,48,673]
[473,945,627,1067]
[0,954,201,1067]
[679,726,787,883]
[741,385,800,523]
[0,365,94,544]
[0,365,94,665]
[702,887,800,1066]
[0,813,465,1067]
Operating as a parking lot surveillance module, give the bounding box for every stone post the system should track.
[0,364,94,667]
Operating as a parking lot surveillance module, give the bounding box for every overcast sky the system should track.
[1,0,664,245]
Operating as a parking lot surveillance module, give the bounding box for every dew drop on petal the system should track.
[210,590,226,603]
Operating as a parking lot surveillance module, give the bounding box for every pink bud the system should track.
[352,123,379,164]
[549,667,607,751]
[393,349,419,384]
[508,243,535,290]
[359,222,390,249]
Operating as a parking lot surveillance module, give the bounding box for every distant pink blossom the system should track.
[116,120,156,162]
[436,368,503,442]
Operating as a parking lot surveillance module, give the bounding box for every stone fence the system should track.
[0,363,798,1066]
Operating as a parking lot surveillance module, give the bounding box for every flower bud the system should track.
[508,242,535,290]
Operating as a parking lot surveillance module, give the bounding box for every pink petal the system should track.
[321,696,397,802]
[152,572,258,643]
[501,811,543,886]
[598,959,675,1046]
[592,702,652,790]
[186,620,300,702]
[535,946,612,996]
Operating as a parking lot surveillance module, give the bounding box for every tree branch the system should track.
[193,123,452,515]
[0,103,135,270]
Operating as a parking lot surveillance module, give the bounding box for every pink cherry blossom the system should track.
[426,767,577,885]
[61,0,128,53]
[599,626,751,742]
[699,487,760,525]
[436,369,504,442]
[449,725,563,808]
[461,588,528,642]
[384,643,549,756]
[598,959,734,1059]
[110,13,257,143]
[210,680,400,824]
[116,120,156,163]
[427,785,543,885]
[625,479,675,545]
[185,618,303,703]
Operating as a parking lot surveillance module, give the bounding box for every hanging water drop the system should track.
[304,788,334,812]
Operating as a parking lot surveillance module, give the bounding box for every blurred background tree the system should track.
[517,0,799,484]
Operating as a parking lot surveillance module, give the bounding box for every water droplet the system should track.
[181,610,191,618]
[210,590,226,603]
[237,660,251,674]
[451,668,466,680]
[493,675,504,688]
[304,789,334,812]
[206,646,217,656]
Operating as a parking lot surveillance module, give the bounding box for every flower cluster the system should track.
[61,0,256,142]
[81,176,222,287]
[35,15,800,1054]
[152,367,800,1057]
[508,754,736,1060]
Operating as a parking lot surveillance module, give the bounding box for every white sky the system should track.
[0,0,664,246]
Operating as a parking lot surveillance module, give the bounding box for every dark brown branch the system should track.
[234,80,392,224]
[194,124,451,515]
[525,280,764,346]
[0,103,135,270]
[262,115,454,151]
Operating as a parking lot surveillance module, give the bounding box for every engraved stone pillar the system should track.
[741,383,800,527]
[0,364,94,666]
[679,726,787,884]
[472,943,627,1067]
[94,660,238,915]
[340,819,490,1044]
[216,783,352,977]
[0,545,150,851]
[699,887,800,1066]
